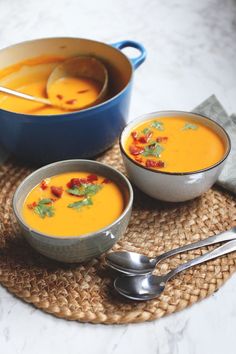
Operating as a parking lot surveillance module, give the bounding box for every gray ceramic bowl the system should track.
[13,160,133,263]
[120,111,231,202]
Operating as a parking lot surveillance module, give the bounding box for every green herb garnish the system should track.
[39,198,53,204]
[142,127,152,135]
[67,183,102,197]
[34,199,55,218]
[67,187,86,196]
[182,123,198,130]
[142,143,164,157]
[151,121,164,131]
[67,197,93,210]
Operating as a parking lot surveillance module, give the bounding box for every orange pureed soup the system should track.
[23,172,124,236]
[125,116,226,173]
[0,56,103,115]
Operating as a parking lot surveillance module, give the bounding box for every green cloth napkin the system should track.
[0,95,235,194]
[193,95,235,195]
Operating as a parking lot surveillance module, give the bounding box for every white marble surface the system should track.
[0,0,236,353]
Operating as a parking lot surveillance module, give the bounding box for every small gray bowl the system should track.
[13,160,133,263]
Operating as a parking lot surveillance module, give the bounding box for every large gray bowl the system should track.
[13,160,133,263]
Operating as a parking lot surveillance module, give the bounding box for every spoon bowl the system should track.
[106,228,236,275]
[106,251,155,275]
[114,239,236,301]
[114,274,165,301]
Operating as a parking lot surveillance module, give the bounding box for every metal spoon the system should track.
[114,239,236,301]
[0,86,51,106]
[0,56,108,110]
[106,227,236,275]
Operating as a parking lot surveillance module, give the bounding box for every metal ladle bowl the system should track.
[47,56,108,110]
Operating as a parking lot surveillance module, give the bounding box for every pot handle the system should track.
[111,40,146,69]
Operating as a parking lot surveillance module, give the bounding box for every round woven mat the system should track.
[0,144,236,324]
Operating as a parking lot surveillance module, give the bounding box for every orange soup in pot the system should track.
[0,56,103,115]
[23,172,124,236]
[124,116,226,173]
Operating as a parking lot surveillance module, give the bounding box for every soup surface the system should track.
[124,116,225,173]
[0,56,103,115]
[23,172,124,236]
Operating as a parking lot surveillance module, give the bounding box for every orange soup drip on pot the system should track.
[0,56,102,115]
[125,116,225,173]
[23,172,124,237]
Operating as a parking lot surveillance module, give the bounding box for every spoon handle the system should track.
[155,227,236,264]
[165,239,236,281]
[0,86,51,106]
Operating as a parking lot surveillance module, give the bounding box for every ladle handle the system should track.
[0,86,51,106]
[165,239,236,282]
[111,40,146,69]
[156,227,236,264]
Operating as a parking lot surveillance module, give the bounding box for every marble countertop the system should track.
[1,0,236,353]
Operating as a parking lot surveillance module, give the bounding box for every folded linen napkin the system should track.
[193,95,236,194]
[0,95,235,194]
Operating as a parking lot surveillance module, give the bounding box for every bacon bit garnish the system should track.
[66,178,87,188]
[138,131,153,144]
[77,89,89,94]
[129,145,144,156]
[87,174,98,183]
[131,131,138,141]
[102,178,111,184]
[156,136,168,143]
[51,198,57,202]
[79,178,87,184]
[145,159,165,169]
[56,94,63,100]
[40,180,48,190]
[51,186,63,198]
[27,201,37,210]
[66,99,77,105]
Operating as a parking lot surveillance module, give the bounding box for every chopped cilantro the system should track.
[182,123,198,130]
[67,197,93,210]
[142,127,152,135]
[34,202,55,218]
[38,198,53,205]
[151,121,164,131]
[142,143,164,157]
[67,183,102,197]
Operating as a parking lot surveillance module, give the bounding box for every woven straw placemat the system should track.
[0,143,236,324]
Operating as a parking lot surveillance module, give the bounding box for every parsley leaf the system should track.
[67,197,93,209]
[142,127,152,135]
[67,183,102,197]
[84,184,102,196]
[151,121,164,131]
[34,203,55,218]
[67,187,86,196]
[142,143,164,157]
[39,198,53,205]
[182,123,198,130]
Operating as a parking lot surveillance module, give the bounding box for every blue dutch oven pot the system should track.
[0,38,146,165]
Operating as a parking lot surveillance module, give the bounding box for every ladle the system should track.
[0,56,108,110]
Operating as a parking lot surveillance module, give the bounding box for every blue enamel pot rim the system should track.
[119,110,231,176]
[0,37,146,121]
[13,159,134,240]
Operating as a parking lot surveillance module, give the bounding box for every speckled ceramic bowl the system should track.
[120,111,231,202]
[13,160,133,263]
